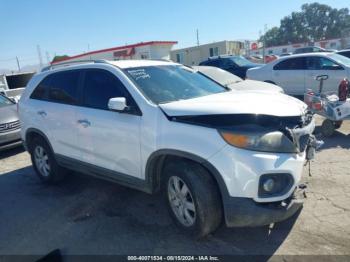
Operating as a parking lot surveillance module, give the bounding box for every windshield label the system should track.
[128,69,150,80]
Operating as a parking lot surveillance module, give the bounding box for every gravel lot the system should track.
[0,117,349,260]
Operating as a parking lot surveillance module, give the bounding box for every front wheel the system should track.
[163,161,222,238]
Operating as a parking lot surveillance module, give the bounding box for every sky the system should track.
[0,0,349,71]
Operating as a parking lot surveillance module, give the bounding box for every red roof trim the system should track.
[52,41,178,64]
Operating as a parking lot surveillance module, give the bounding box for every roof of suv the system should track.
[42,59,178,74]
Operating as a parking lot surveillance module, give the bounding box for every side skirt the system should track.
[55,154,152,194]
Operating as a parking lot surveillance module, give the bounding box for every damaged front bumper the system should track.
[224,185,306,227]
[286,117,323,160]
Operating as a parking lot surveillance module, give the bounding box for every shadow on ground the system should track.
[0,146,25,160]
[0,165,299,256]
[314,126,350,150]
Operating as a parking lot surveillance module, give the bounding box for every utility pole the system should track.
[262,24,267,63]
[15,56,21,72]
[37,45,43,68]
[45,51,51,64]
[196,29,200,46]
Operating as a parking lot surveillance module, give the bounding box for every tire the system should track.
[334,121,343,129]
[162,160,222,238]
[321,119,335,137]
[29,137,66,184]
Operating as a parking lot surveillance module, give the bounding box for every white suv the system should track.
[19,60,319,237]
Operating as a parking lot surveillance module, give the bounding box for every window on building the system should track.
[268,50,273,54]
[330,42,337,48]
[209,47,219,57]
[141,53,149,59]
[175,53,184,64]
[282,48,288,53]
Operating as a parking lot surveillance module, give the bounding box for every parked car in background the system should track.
[244,55,264,64]
[265,55,279,63]
[19,60,318,237]
[0,94,21,151]
[193,66,284,93]
[247,53,350,96]
[199,55,262,79]
[280,53,292,57]
[336,49,350,59]
[293,46,333,54]
[0,72,34,102]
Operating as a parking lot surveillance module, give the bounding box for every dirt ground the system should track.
[0,116,349,260]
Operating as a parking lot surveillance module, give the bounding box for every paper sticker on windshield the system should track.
[128,69,150,80]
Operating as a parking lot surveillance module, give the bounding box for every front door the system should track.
[271,57,306,96]
[305,56,347,93]
[76,68,142,178]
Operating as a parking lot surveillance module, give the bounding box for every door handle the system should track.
[37,110,47,117]
[77,119,91,128]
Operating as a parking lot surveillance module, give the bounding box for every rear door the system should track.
[29,70,82,160]
[305,56,346,93]
[76,68,142,178]
[271,57,306,95]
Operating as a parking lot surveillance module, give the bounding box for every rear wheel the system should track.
[29,137,66,183]
[163,160,222,238]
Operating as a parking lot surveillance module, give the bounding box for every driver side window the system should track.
[307,57,343,70]
[81,69,139,114]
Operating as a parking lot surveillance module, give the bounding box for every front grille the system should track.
[0,120,20,133]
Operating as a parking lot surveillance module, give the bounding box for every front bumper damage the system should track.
[224,184,307,227]
[286,116,323,160]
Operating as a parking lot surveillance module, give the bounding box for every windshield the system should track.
[0,94,14,107]
[328,53,350,67]
[125,65,228,104]
[229,56,256,67]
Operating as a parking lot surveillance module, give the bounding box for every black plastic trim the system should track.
[55,154,152,193]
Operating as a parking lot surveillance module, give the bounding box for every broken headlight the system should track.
[219,130,297,153]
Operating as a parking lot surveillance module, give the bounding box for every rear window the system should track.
[30,70,80,105]
[273,57,306,70]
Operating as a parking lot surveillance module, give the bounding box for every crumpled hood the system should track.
[0,104,19,124]
[159,91,307,117]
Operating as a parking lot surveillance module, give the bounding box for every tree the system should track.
[261,2,350,47]
[51,55,70,63]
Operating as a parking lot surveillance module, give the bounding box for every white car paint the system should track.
[247,53,350,96]
[193,66,284,93]
[19,60,314,210]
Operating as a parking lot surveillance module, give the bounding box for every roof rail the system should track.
[41,60,108,72]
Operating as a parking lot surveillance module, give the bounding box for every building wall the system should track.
[53,43,175,64]
[170,41,243,66]
[250,37,350,56]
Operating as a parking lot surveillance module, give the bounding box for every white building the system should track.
[249,37,350,56]
[170,40,244,66]
[52,41,177,64]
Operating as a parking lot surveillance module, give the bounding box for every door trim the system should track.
[55,154,152,193]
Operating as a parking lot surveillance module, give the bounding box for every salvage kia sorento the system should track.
[19,60,320,237]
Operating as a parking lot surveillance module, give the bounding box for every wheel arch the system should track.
[25,128,54,153]
[145,149,230,200]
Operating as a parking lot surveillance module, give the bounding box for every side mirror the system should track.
[108,97,128,112]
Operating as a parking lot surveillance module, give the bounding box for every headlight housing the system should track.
[219,129,297,153]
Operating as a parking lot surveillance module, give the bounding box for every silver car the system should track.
[0,94,21,151]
